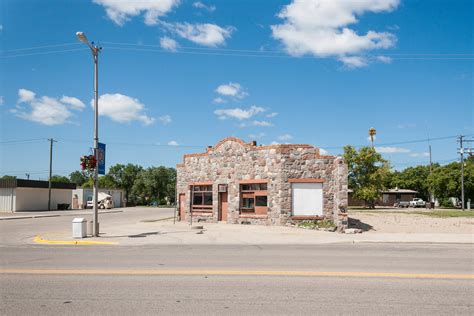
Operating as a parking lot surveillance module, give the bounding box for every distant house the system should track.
[176,137,348,230]
[0,179,76,212]
[349,188,418,207]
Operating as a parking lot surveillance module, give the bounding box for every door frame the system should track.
[218,192,228,222]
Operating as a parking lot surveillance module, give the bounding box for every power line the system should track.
[2,42,81,53]
[1,47,89,58]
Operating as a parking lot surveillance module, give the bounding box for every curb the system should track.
[0,210,123,221]
[33,235,118,246]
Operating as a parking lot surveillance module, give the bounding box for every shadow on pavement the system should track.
[348,217,375,232]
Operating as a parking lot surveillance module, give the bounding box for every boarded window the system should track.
[292,183,323,216]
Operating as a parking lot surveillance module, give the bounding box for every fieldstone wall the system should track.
[176,137,348,229]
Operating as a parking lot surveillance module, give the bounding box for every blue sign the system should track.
[98,143,106,175]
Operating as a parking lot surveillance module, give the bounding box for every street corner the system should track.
[33,234,118,246]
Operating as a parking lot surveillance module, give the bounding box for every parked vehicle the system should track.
[86,192,114,209]
[409,198,426,208]
[395,201,410,208]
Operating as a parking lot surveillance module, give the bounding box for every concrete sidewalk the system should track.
[0,209,123,221]
[32,218,473,246]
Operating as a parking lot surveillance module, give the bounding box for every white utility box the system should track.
[72,218,87,238]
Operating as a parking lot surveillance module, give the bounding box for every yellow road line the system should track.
[1,269,472,280]
[33,235,118,245]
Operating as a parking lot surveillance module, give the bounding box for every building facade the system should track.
[176,137,348,230]
[348,188,418,207]
[0,179,76,212]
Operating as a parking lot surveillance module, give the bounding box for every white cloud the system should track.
[18,89,36,103]
[338,55,368,68]
[168,140,179,146]
[165,22,234,47]
[60,96,85,111]
[271,0,399,67]
[266,112,278,118]
[93,0,179,26]
[409,152,430,158]
[270,141,280,145]
[94,93,154,125]
[213,97,227,104]
[193,1,215,12]
[159,114,172,125]
[249,132,266,139]
[14,89,84,125]
[376,146,410,154]
[214,106,264,120]
[278,134,293,141]
[160,36,179,51]
[251,120,273,127]
[376,55,392,64]
[0,96,4,106]
[319,148,329,155]
[215,82,247,99]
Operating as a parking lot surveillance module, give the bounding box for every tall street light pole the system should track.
[77,31,101,237]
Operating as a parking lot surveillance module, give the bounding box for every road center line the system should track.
[1,269,472,280]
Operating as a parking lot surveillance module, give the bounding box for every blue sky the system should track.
[1,0,473,180]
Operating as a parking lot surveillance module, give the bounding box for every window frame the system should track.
[191,185,213,210]
[239,182,268,214]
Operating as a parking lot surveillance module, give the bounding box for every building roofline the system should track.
[0,179,77,190]
[179,136,333,164]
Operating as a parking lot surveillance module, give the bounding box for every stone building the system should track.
[176,137,348,230]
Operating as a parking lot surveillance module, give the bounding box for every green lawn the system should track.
[413,210,474,218]
[349,208,474,218]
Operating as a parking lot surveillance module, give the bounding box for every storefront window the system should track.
[192,185,213,209]
[240,182,268,214]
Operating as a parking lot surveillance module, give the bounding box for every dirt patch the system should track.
[349,212,474,234]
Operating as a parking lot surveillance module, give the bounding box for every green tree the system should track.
[82,175,118,189]
[50,175,70,183]
[108,164,143,204]
[132,167,176,205]
[389,165,433,200]
[428,160,474,204]
[344,145,390,208]
[69,171,87,186]
[0,175,17,180]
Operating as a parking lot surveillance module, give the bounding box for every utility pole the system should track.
[428,144,433,204]
[47,138,57,211]
[25,173,30,180]
[458,136,465,211]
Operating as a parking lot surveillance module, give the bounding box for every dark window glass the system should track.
[193,194,203,205]
[260,183,267,190]
[242,184,251,191]
[203,192,213,205]
[256,196,267,207]
[242,198,254,209]
[194,186,201,192]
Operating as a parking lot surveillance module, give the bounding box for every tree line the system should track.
[344,145,474,208]
[68,164,176,206]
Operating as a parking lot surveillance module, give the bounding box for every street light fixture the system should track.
[76,31,101,237]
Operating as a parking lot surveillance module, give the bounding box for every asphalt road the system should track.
[1,208,473,315]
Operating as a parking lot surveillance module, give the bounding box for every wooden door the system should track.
[179,194,186,221]
[219,192,228,222]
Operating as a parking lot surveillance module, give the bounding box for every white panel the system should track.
[0,188,15,212]
[16,188,72,211]
[292,183,323,216]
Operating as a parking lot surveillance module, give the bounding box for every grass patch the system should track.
[297,219,336,230]
[413,210,474,218]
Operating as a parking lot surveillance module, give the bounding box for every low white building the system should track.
[0,179,76,212]
[72,188,124,209]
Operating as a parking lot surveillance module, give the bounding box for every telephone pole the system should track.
[429,144,433,204]
[458,136,465,211]
[47,138,57,211]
